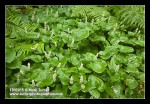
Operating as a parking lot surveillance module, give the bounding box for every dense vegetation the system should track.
[6,5,145,98]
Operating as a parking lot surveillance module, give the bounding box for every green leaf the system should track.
[69,67,78,73]
[125,76,138,89]
[117,45,134,53]
[35,70,53,87]
[137,72,145,82]
[71,73,80,82]
[126,66,139,74]
[41,35,50,43]
[105,81,123,98]
[83,53,96,62]
[70,54,81,66]
[61,86,68,96]
[59,57,67,67]
[6,47,16,63]
[125,88,133,96]
[89,59,107,73]
[35,70,52,81]
[69,83,81,95]
[108,56,116,71]
[7,58,22,69]
[71,29,89,41]
[89,89,100,98]
[99,46,118,59]
[24,55,44,62]
[111,72,120,82]
[36,79,53,88]
[88,75,105,92]
[134,40,144,46]
[91,35,106,42]
[41,63,50,70]
[79,67,92,74]
[105,82,117,98]
[20,65,30,72]
[48,58,59,66]
[57,68,70,85]
[61,32,69,43]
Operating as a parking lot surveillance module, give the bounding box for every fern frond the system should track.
[111,5,145,29]
[71,6,110,21]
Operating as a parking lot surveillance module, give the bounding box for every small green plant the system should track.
[6,5,145,99]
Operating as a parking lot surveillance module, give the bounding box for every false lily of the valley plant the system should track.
[6,5,145,98]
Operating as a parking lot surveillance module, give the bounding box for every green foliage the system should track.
[107,5,145,30]
[6,5,145,99]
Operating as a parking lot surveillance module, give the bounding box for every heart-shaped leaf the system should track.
[70,54,81,66]
[71,29,89,41]
[89,59,107,73]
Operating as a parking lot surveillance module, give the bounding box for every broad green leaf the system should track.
[61,85,68,96]
[77,22,91,29]
[83,81,93,92]
[59,57,67,67]
[69,67,78,73]
[69,83,81,95]
[119,70,127,80]
[91,35,106,42]
[24,55,44,62]
[71,29,89,41]
[89,89,100,98]
[117,45,134,53]
[35,70,53,87]
[41,35,49,43]
[71,73,80,82]
[79,67,92,74]
[105,81,123,98]
[137,72,145,82]
[99,46,118,59]
[111,72,120,82]
[105,82,117,98]
[57,68,70,85]
[70,54,81,66]
[41,63,50,70]
[88,75,105,92]
[83,53,96,62]
[112,81,124,98]
[6,47,16,63]
[61,32,69,43]
[108,56,116,71]
[48,58,59,66]
[126,66,139,74]
[36,79,53,88]
[20,65,30,72]
[125,88,133,96]
[7,58,22,69]
[125,76,138,89]
[35,70,53,81]
[89,59,107,73]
